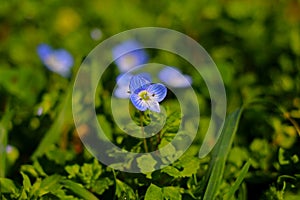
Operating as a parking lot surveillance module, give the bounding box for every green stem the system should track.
[284,112,300,137]
[112,169,117,200]
[140,111,148,152]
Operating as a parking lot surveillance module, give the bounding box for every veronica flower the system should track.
[114,73,152,99]
[158,66,192,88]
[129,75,167,113]
[112,40,148,73]
[114,73,133,98]
[37,44,74,77]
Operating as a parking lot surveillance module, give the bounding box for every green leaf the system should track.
[31,84,73,159]
[45,146,75,165]
[136,154,157,173]
[224,160,251,200]
[65,164,80,179]
[0,178,19,194]
[161,111,181,134]
[161,154,200,178]
[145,184,182,200]
[79,159,102,188]
[21,172,32,193]
[144,184,163,200]
[38,175,62,197]
[92,177,113,195]
[162,186,182,200]
[115,179,137,200]
[0,68,46,105]
[97,114,113,141]
[227,147,249,168]
[60,179,99,200]
[203,108,243,200]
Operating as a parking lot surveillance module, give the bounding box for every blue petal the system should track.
[114,73,132,98]
[114,85,130,98]
[147,83,167,102]
[129,75,151,93]
[37,44,74,77]
[37,44,52,61]
[130,93,148,111]
[53,49,74,69]
[43,50,74,77]
[116,73,133,86]
[147,100,160,112]
[112,40,148,72]
[136,72,152,82]
[158,66,192,88]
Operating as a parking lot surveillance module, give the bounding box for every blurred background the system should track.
[0,0,299,199]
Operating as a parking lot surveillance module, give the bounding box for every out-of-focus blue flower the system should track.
[112,40,148,73]
[114,72,151,98]
[129,75,167,113]
[158,66,192,88]
[114,73,133,98]
[37,44,74,77]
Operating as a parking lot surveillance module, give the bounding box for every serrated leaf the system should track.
[144,184,163,200]
[65,164,80,179]
[92,177,113,195]
[136,154,157,173]
[162,186,183,200]
[78,159,102,188]
[115,179,137,200]
[45,146,75,165]
[161,155,200,178]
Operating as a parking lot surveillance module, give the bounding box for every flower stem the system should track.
[140,111,148,152]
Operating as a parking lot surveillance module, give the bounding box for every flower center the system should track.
[138,90,150,101]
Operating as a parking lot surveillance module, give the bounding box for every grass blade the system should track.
[224,160,251,200]
[203,108,243,200]
[0,110,13,177]
[60,179,99,200]
[31,86,73,160]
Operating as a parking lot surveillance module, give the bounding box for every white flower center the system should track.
[138,90,153,101]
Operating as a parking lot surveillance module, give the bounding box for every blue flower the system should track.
[114,73,151,99]
[129,75,167,113]
[37,44,74,77]
[112,40,148,73]
[114,73,133,98]
[158,66,192,88]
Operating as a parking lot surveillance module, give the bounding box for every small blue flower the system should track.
[114,73,151,98]
[112,40,148,73]
[37,44,74,77]
[129,75,167,113]
[158,66,192,88]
